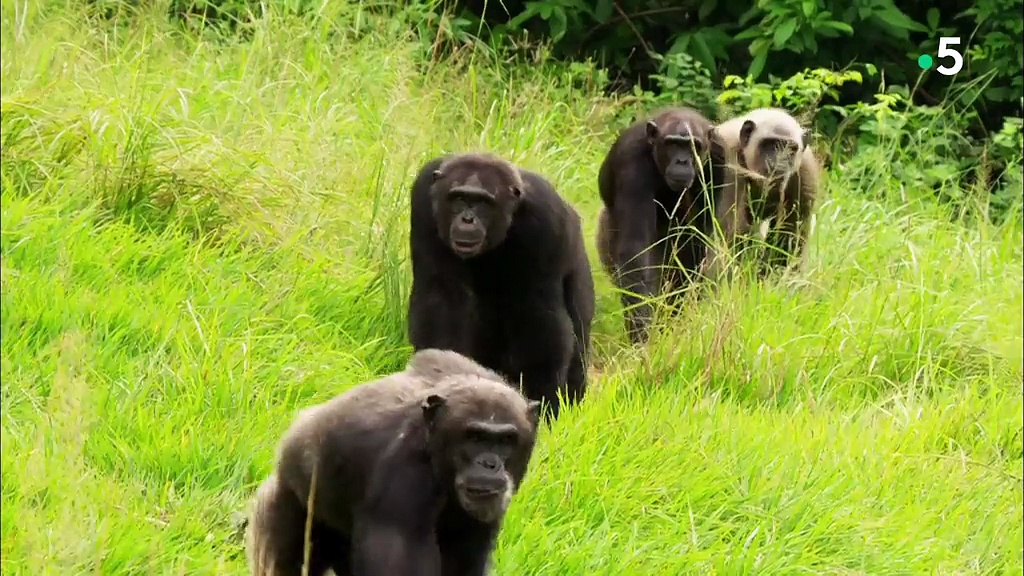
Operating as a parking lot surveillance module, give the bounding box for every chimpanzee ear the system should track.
[801,128,813,149]
[645,120,660,142]
[422,394,447,424]
[739,120,756,147]
[431,170,443,182]
[511,185,523,199]
[707,127,728,159]
[526,400,542,426]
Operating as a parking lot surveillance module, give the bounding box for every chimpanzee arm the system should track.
[350,520,441,576]
[610,189,658,344]
[351,455,443,576]
[701,173,750,284]
[407,227,475,354]
[408,269,469,352]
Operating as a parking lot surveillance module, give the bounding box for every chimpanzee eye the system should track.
[464,428,518,447]
[496,432,519,446]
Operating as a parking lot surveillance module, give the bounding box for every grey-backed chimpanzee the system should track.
[245,349,542,576]
[406,152,595,420]
[595,107,724,344]
[700,107,821,282]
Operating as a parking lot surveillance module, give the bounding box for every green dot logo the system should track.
[917,54,934,70]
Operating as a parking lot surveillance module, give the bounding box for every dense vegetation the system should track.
[2,1,1022,574]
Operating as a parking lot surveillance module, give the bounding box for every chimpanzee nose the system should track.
[461,214,475,224]
[477,454,500,470]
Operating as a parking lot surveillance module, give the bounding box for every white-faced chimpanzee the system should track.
[701,107,821,282]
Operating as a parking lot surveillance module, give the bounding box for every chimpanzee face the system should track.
[647,120,708,193]
[430,159,523,259]
[738,118,811,181]
[420,387,540,523]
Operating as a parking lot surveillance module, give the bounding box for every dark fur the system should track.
[246,349,541,576]
[407,152,596,420]
[596,107,724,343]
[701,107,821,281]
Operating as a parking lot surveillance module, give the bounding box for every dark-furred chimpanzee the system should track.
[406,152,595,420]
[596,107,724,344]
[246,349,542,576]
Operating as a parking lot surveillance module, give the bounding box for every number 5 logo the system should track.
[936,36,964,76]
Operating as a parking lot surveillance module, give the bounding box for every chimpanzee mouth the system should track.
[457,479,513,522]
[463,485,502,500]
[464,481,499,496]
[451,238,484,255]
[666,175,694,192]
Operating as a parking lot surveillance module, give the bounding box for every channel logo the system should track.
[917,37,964,76]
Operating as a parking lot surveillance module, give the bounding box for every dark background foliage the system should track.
[454,0,1023,130]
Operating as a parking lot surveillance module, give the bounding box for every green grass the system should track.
[2,3,1022,574]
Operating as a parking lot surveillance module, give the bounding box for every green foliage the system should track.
[958,0,1024,104]
[644,50,718,118]
[733,0,861,79]
[717,66,869,120]
[444,0,1022,138]
[832,91,1022,223]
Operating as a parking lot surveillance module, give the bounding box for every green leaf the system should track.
[723,75,743,88]
[667,34,692,57]
[691,33,718,74]
[749,37,769,56]
[748,50,768,79]
[594,0,613,23]
[507,5,541,29]
[738,6,761,26]
[869,16,908,40]
[717,89,742,105]
[698,26,735,58]
[735,27,762,40]
[926,8,940,29]
[874,3,928,32]
[820,20,853,34]
[549,7,567,42]
[772,19,797,48]
[986,86,1014,101]
[699,0,719,20]
[802,0,815,17]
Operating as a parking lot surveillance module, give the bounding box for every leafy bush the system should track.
[446,0,1022,135]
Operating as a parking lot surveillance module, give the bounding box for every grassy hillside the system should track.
[2,3,1022,574]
